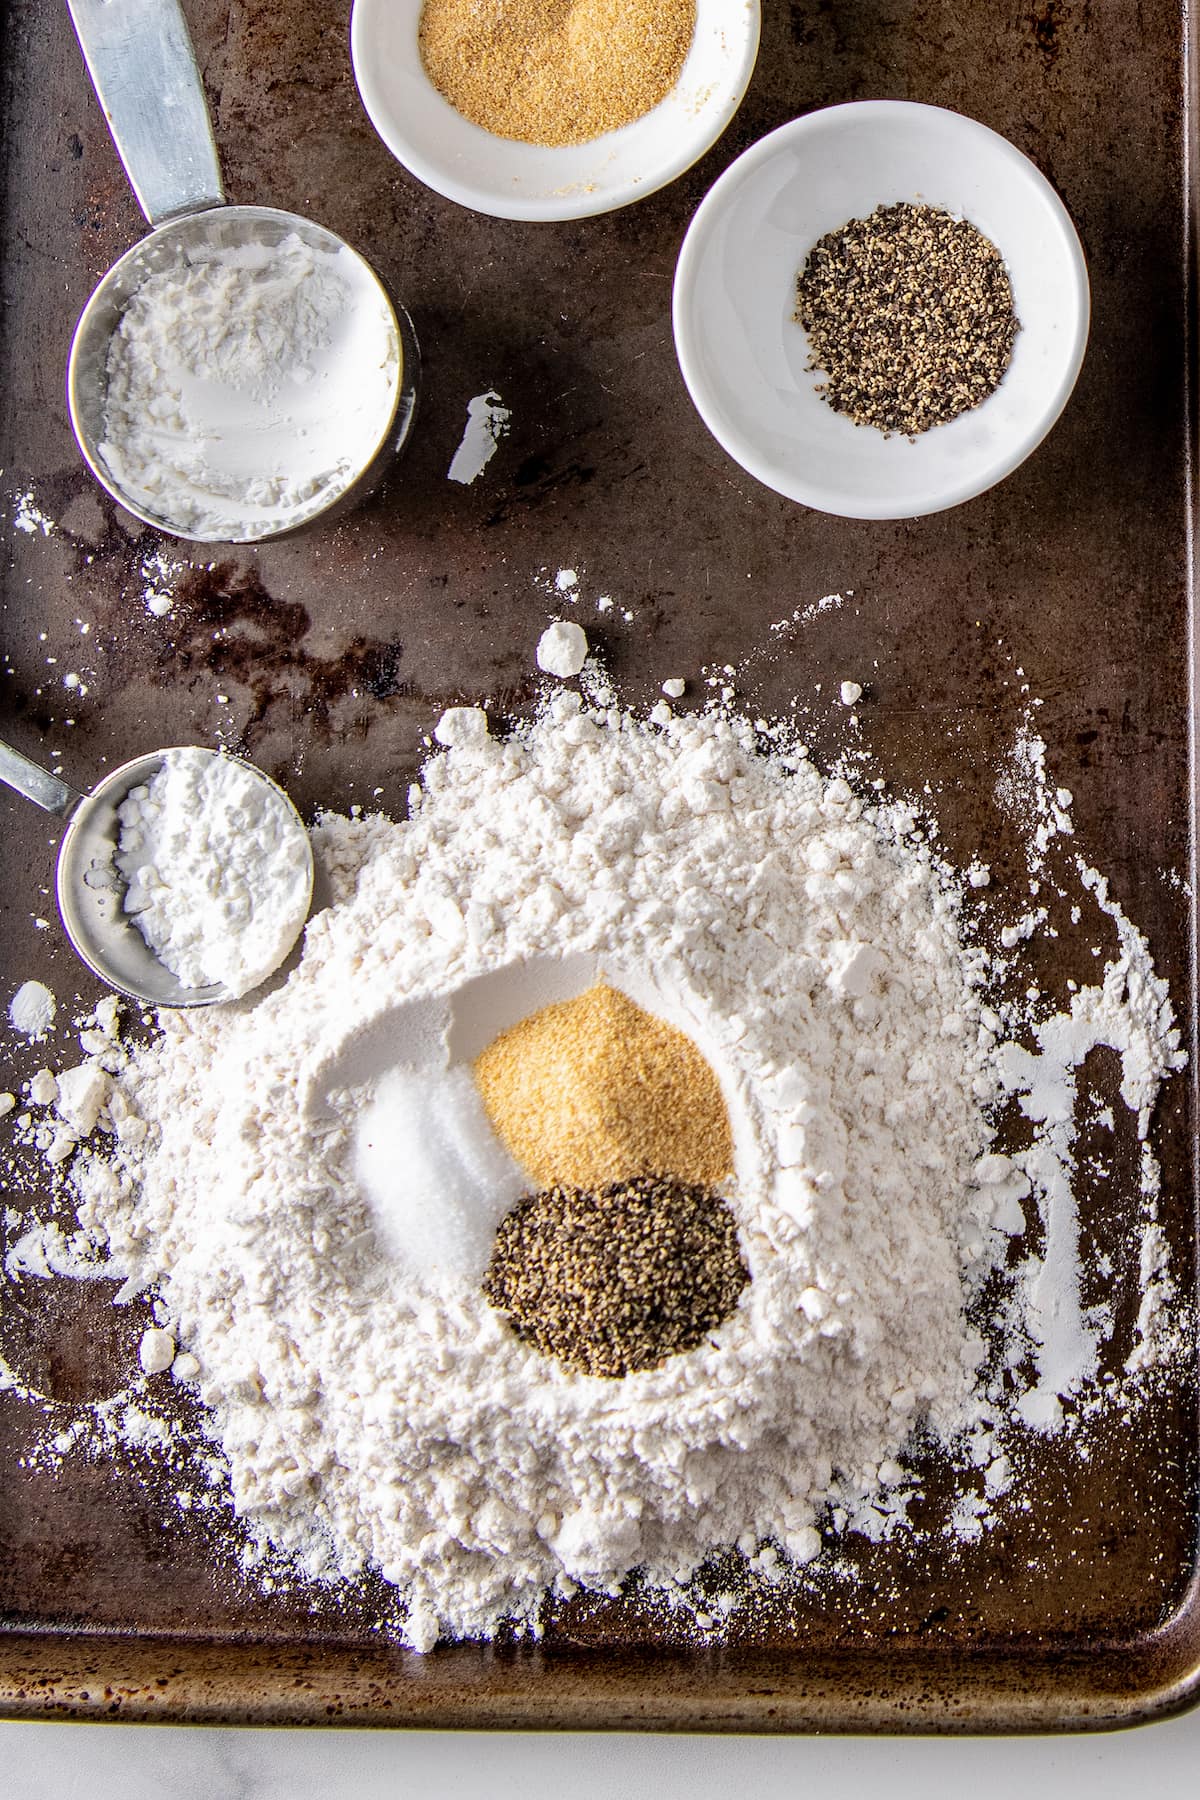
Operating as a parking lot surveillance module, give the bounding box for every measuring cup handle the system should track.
[0,737,84,818]
[66,0,225,226]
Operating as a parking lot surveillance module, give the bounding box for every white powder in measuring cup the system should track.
[115,748,312,998]
[98,232,400,541]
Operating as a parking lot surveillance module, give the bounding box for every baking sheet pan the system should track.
[0,0,1198,1728]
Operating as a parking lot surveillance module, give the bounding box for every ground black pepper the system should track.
[793,202,1020,438]
[482,1175,750,1378]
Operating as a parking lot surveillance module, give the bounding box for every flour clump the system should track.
[536,620,588,678]
[8,979,56,1040]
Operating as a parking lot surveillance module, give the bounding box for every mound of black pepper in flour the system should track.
[794,202,1020,437]
[484,1176,750,1377]
[2,689,1186,1654]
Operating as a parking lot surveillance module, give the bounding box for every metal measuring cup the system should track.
[0,737,313,1008]
[65,0,419,545]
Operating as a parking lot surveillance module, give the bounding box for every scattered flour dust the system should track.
[140,545,189,618]
[0,687,1188,1654]
[10,489,57,537]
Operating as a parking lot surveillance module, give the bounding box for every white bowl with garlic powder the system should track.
[350,0,761,222]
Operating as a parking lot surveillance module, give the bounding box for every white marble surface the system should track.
[5,1710,1200,1799]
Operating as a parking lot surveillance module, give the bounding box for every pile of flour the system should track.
[100,232,399,540]
[115,748,312,998]
[62,699,1012,1646]
[17,695,1183,1651]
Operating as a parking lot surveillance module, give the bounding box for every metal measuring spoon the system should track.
[0,737,313,1009]
[65,0,419,545]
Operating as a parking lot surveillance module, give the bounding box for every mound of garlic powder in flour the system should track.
[65,699,1077,1648]
[99,232,399,540]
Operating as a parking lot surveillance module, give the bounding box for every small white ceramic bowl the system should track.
[673,101,1090,520]
[350,0,761,222]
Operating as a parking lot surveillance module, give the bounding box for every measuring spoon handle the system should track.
[0,737,84,818]
[66,0,225,226]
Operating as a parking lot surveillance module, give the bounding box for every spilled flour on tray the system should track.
[995,861,1181,1430]
[0,674,1189,1652]
[447,390,511,484]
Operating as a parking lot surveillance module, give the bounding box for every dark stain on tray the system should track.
[140,562,408,727]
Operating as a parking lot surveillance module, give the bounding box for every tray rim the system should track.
[2,1613,1200,1731]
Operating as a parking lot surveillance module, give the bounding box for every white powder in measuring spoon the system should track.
[115,749,311,997]
[99,233,399,540]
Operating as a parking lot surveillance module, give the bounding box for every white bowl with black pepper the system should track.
[672,101,1090,520]
[350,0,761,222]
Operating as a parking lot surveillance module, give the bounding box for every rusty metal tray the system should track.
[1,0,1198,1730]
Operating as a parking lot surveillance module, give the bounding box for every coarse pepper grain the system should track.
[482,1175,751,1377]
[793,202,1020,437]
[473,981,733,1191]
[418,0,696,148]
